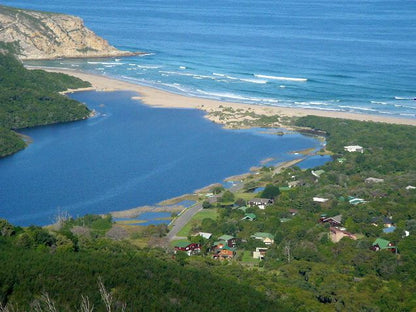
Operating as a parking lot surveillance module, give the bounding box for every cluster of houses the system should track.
[174,230,275,260]
[318,212,404,251]
[174,147,412,261]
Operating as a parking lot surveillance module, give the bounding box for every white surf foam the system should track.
[137,65,161,69]
[138,53,155,57]
[394,96,414,100]
[339,105,377,112]
[213,73,267,84]
[254,74,307,82]
[196,90,279,104]
[239,78,268,84]
[88,61,124,65]
[370,101,388,105]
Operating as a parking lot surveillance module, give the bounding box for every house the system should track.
[289,208,298,216]
[251,232,274,245]
[213,246,236,260]
[313,197,329,203]
[241,213,256,221]
[197,232,212,239]
[383,226,396,234]
[320,214,342,226]
[237,206,248,212]
[365,177,384,183]
[383,217,394,228]
[312,170,325,178]
[329,227,357,243]
[218,234,238,247]
[348,196,365,205]
[337,157,346,163]
[247,198,274,210]
[253,247,268,260]
[174,241,201,256]
[288,181,300,188]
[344,145,364,153]
[371,238,396,252]
[406,185,416,190]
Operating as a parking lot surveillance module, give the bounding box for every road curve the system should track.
[166,202,203,241]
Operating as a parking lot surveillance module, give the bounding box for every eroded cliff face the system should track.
[0,5,137,60]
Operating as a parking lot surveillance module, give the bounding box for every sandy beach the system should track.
[29,66,416,127]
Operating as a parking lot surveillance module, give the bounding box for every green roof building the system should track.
[372,238,396,251]
[242,213,257,221]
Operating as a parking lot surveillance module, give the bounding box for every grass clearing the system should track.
[176,208,218,237]
[241,250,261,264]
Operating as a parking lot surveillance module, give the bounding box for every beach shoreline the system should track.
[27,65,416,127]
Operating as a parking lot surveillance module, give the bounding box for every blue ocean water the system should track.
[3,0,416,117]
[0,91,323,226]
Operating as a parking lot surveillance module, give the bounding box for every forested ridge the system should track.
[0,51,91,157]
[0,219,283,311]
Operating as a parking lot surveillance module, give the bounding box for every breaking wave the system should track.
[254,74,307,82]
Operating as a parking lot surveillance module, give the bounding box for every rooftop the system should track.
[251,232,274,239]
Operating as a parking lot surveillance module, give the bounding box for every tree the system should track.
[260,184,280,199]
[0,218,15,236]
[220,190,235,204]
[202,200,212,209]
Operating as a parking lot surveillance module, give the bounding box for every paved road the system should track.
[166,202,203,241]
[273,158,305,174]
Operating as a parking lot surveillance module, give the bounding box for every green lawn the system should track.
[241,250,260,264]
[170,238,189,247]
[176,208,218,237]
[235,192,256,201]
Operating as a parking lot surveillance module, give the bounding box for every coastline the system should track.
[27,66,416,127]
[27,65,415,229]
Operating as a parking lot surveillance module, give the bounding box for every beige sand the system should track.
[30,66,416,127]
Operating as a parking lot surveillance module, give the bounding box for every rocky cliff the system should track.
[0,5,138,60]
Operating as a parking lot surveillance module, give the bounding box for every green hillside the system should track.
[0,52,91,157]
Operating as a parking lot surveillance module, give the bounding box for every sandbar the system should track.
[28,66,416,127]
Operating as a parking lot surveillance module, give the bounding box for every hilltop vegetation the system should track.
[0,52,91,157]
[0,218,282,311]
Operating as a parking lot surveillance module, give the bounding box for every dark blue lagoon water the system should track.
[4,0,416,118]
[0,91,323,225]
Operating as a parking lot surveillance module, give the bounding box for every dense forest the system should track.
[0,51,91,157]
[0,218,284,311]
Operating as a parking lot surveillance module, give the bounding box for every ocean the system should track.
[3,0,416,118]
[0,91,325,226]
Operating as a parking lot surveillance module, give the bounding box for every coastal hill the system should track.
[0,52,91,157]
[0,5,136,60]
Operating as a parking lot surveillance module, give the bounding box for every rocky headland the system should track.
[0,5,139,60]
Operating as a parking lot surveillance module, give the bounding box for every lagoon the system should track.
[0,91,324,226]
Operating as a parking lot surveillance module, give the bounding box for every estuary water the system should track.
[1,91,324,225]
[3,0,416,118]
